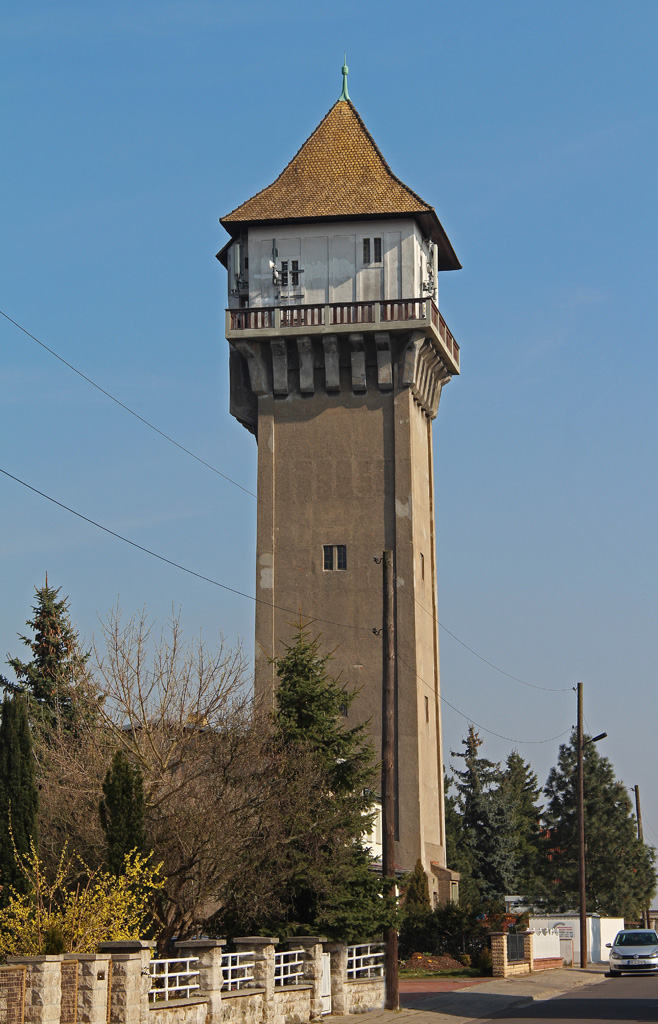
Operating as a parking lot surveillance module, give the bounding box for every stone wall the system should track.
[220,988,265,1024]
[148,1000,207,1024]
[343,978,385,1014]
[271,985,312,1024]
[7,937,385,1024]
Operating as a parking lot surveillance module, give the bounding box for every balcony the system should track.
[225,298,460,374]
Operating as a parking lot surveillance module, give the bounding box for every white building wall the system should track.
[529,914,624,964]
[239,218,429,306]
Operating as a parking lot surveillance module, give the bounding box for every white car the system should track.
[607,929,658,975]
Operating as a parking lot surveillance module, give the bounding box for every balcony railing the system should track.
[227,299,459,370]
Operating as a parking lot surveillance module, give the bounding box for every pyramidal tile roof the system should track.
[221,100,460,270]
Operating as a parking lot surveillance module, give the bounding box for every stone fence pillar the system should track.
[6,954,63,1024]
[489,932,507,978]
[290,936,326,1019]
[324,943,347,1015]
[234,937,278,1023]
[97,940,154,1024]
[174,938,226,1024]
[65,953,111,1024]
[522,930,534,971]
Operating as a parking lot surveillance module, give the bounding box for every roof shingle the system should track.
[220,100,460,270]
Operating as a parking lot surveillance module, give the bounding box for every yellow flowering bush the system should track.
[0,841,164,957]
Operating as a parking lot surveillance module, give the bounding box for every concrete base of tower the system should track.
[430,863,461,906]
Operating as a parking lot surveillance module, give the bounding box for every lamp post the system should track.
[576,681,607,969]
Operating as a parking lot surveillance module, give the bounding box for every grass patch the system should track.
[399,967,483,979]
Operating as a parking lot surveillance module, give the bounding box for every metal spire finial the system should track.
[339,54,350,101]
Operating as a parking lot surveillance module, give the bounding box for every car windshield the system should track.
[615,932,658,947]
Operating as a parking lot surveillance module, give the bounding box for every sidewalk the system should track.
[324,964,608,1024]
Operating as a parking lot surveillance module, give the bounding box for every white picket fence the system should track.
[531,928,561,959]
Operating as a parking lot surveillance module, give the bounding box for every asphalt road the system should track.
[495,973,658,1023]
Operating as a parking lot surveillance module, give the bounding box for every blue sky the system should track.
[2,1,658,844]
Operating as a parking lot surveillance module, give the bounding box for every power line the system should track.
[0,303,349,548]
[395,649,571,746]
[0,308,258,496]
[1,306,577,696]
[2,463,573,747]
[0,466,371,636]
[411,591,572,693]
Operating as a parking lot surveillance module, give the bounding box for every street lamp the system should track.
[576,681,607,969]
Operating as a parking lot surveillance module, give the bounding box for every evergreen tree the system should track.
[219,623,394,940]
[0,695,38,900]
[543,731,656,918]
[500,751,547,899]
[99,750,147,875]
[404,859,431,913]
[451,726,515,899]
[444,772,477,903]
[399,859,432,958]
[1,579,99,730]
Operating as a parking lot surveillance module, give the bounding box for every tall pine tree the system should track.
[0,695,38,900]
[271,623,392,939]
[500,751,547,899]
[220,623,394,940]
[451,727,515,900]
[544,731,656,917]
[99,750,147,875]
[444,771,477,902]
[1,579,99,730]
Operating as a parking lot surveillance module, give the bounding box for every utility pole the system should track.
[577,682,587,969]
[634,786,650,928]
[576,683,607,969]
[381,550,399,1010]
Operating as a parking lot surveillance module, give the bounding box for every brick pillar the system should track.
[324,943,347,1015]
[291,936,327,1019]
[234,937,278,1023]
[7,955,63,1024]
[97,940,154,1024]
[489,933,508,978]
[522,930,534,972]
[174,938,226,1024]
[65,953,111,1024]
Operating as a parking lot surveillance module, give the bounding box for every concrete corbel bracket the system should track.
[400,330,426,387]
[270,339,289,395]
[374,332,393,390]
[322,335,340,391]
[349,333,366,392]
[235,340,270,396]
[297,336,315,393]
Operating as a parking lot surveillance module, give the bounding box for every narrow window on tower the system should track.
[323,545,347,570]
[425,695,429,723]
[362,238,371,264]
[420,552,425,581]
